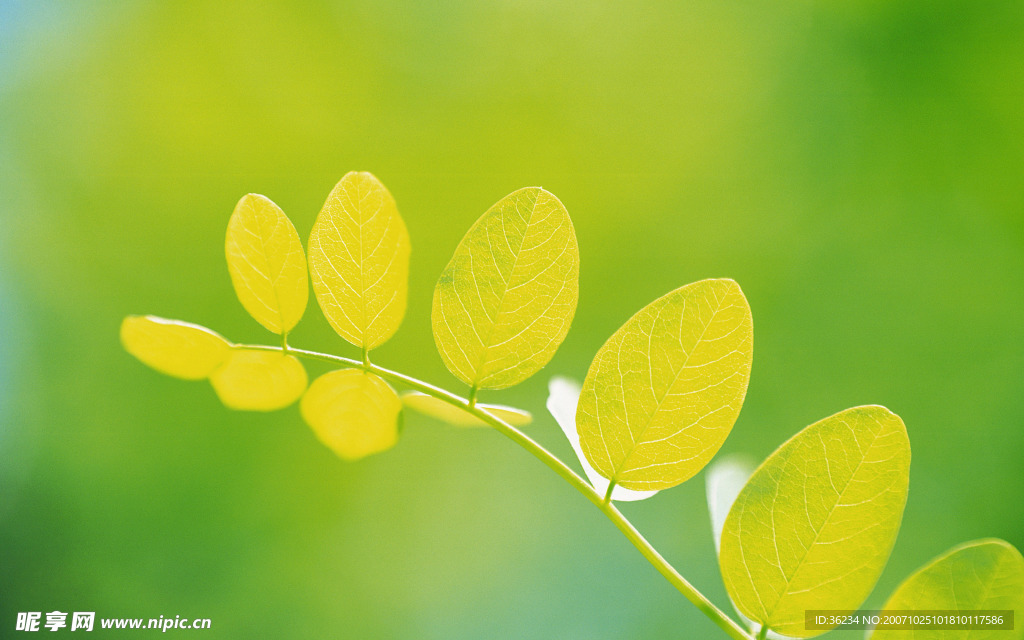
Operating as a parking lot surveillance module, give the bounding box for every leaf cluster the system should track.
[122,173,1022,639]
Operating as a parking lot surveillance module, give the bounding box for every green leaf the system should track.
[706,455,783,639]
[719,405,911,638]
[431,187,579,390]
[869,539,1024,640]
[546,377,659,502]
[301,369,402,460]
[210,349,308,411]
[120,315,231,380]
[401,391,532,427]
[225,193,308,335]
[575,278,753,491]
[308,172,410,350]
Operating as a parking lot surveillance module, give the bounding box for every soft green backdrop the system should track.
[2,1,1022,638]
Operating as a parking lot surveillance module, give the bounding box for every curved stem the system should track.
[234,342,754,640]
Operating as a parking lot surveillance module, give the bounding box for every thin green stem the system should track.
[603,480,616,505]
[756,624,768,640]
[233,342,754,640]
[281,332,289,352]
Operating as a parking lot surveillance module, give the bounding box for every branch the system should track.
[235,343,754,640]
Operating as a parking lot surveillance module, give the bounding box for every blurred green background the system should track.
[2,0,1022,637]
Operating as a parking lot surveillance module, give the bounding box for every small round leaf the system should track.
[121,315,231,380]
[210,349,307,411]
[301,369,402,460]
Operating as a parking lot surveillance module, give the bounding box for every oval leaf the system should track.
[301,369,402,460]
[547,377,659,502]
[869,539,1024,640]
[401,391,532,428]
[308,172,410,350]
[210,349,307,411]
[576,278,753,491]
[121,315,231,380]
[431,187,579,390]
[720,405,911,638]
[226,194,308,334]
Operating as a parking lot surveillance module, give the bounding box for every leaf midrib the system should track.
[470,188,541,388]
[608,287,731,484]
[762,418,888,622]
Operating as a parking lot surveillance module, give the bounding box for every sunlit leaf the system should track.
[225,193,308,335]
[401,391,532,427]
[432,187,578,390]
[121,315,231,380]
[869,539,1024,640]
[576,278,753,491]
[719,405,911,638]
[705,455,755,554]
[301,368,402,460]
[210,349,307,411]
[546,377,658,502]
[308,172,410,350]
[706,455,788,640]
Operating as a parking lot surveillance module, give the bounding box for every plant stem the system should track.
[756,624,768,640]
[234,342,754,640]
[603,480,616,505]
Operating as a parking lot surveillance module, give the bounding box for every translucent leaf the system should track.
[301,368,402,460]
[225,193,308,335]
[576,278,753,491]
[308,172,410,350]
[706,456,792,640]
[432,187,579,390]
[401,391,532,427]
[869,539,1024,640]
[120,315,231,380]
[705,455,755,554]
[719,405,911,638]
[210,349,307,411]
[546,377,658,502]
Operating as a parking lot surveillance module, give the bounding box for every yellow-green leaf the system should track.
[576,278,753,491]
[719,405,911,638]
[120,315,231,380]
[225,193,308,334]
[308,172,410,350]
[401,391,532,427]
[547,377,659,502]
[431,187,579,390]
[301,368,402,460]
[870,539,1024,640]
[210,349,307,411]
